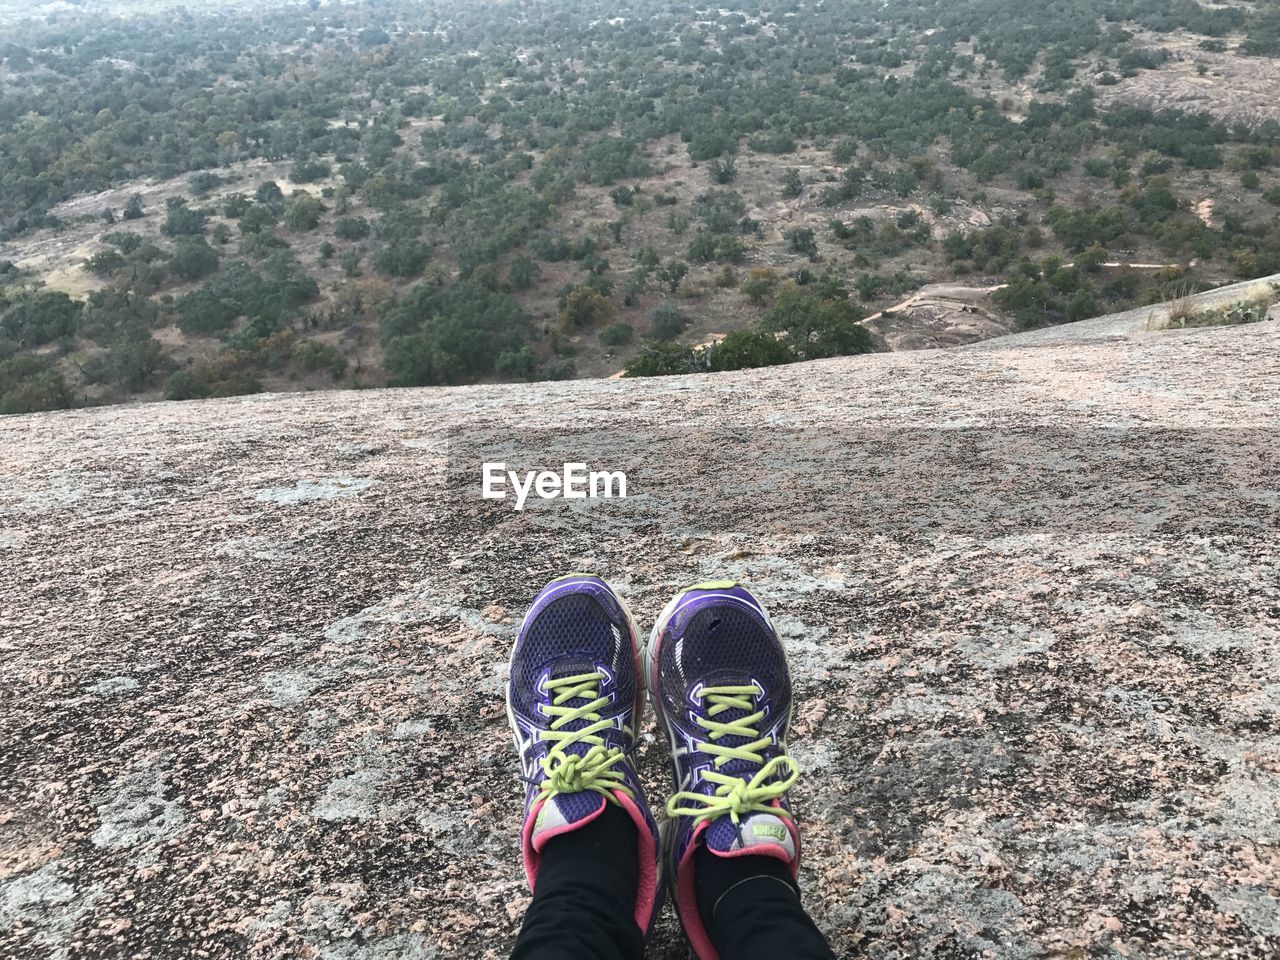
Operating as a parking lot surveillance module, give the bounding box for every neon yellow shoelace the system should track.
[535,671,633,805]
[666,684,800,826]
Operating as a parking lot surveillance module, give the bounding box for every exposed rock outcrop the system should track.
[2,309,1278,958]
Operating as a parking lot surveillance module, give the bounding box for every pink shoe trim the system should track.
[616,791,661,934]
[676,821,720,960]
[677,811,803,959]
[707,807,801,878]
[520,795,607,889]
[520,792,659,936]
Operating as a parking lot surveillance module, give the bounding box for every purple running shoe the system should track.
[506,574,662,936]
[644,581,802,960]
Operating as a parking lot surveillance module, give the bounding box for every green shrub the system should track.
[560,286,611,329]
[708,330,794,371]
[623,342,702,377]
[508,255,541,291]
[334,217,371,241]
[284,192,325,231]
[1162,291,1274,329]
[164,370,209,401]
[785,227,818,258]
[537,357,576,381]
[84,250,127,277]
[762,284,872,359]
[383,334,462,387]
[495,346,539,380]
[1,292,81,346]
[600,322,635,347]
[0,354,73,414]
[291,159,331,183]
[168,238,220,282]
[293,339,348,378]
[648,303,688,340]
[373,239,431,277]
[102,232,144,254]
[161,200,208,236]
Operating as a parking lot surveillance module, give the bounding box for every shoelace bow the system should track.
[532,671,633,805]
[666,683,800,826]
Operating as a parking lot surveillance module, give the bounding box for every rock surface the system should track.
[2,313,1278,959]
[1098,33,1280,130]
[860,283,1013,351]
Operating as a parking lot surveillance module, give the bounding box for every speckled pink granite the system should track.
[2,319,1278,959]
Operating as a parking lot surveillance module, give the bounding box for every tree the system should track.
[657,260,689,293]
[168,238,220,282]
[291,159,331,183]
[84,250,127,277]
[372,239,431,278]
[294,340,347,378]
[780,169,804,199]
[239,204,278,235]
[122,195,146,221]
[648,303,688,340]
[164,370,209,401]
[708,330,794,371]
[508,255,540,291]
[1,292,81,346]
[742,268,778,304]
[105,331,173,392]
[599,322,634,346]
[785,227,818,258]
[334,217,371,241]
[0,355,73,414]
[762,284,873,359]
[495,347,539,380]
[1066,289,1098,322]
[383,334,461,387]
[175,289,238,336]
[340,250,362,277]
[162,199,208,237]
[560,286,611,329]
[708,156,737,185]
[255,181,285,209]
[623,342,701,377]
[103,232,144,254]
[283,192,324,231]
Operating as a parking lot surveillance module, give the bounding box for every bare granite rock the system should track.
[1,315,1278,959]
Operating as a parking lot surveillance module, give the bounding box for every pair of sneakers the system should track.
[506,575,802,958]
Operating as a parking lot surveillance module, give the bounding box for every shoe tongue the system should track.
[530,792,607,852]
[704,812,796,861]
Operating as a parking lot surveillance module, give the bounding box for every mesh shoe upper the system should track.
[649,583,801,960]
[506,575,660,937]
[655,589,795,817]
[509,577,642,817]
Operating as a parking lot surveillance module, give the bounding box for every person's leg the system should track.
[505,575,662,960]
[693,843,834,960]
[510,804,644,960]
[646,581,836,960]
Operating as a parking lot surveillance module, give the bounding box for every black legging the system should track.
[510,805,835,960]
